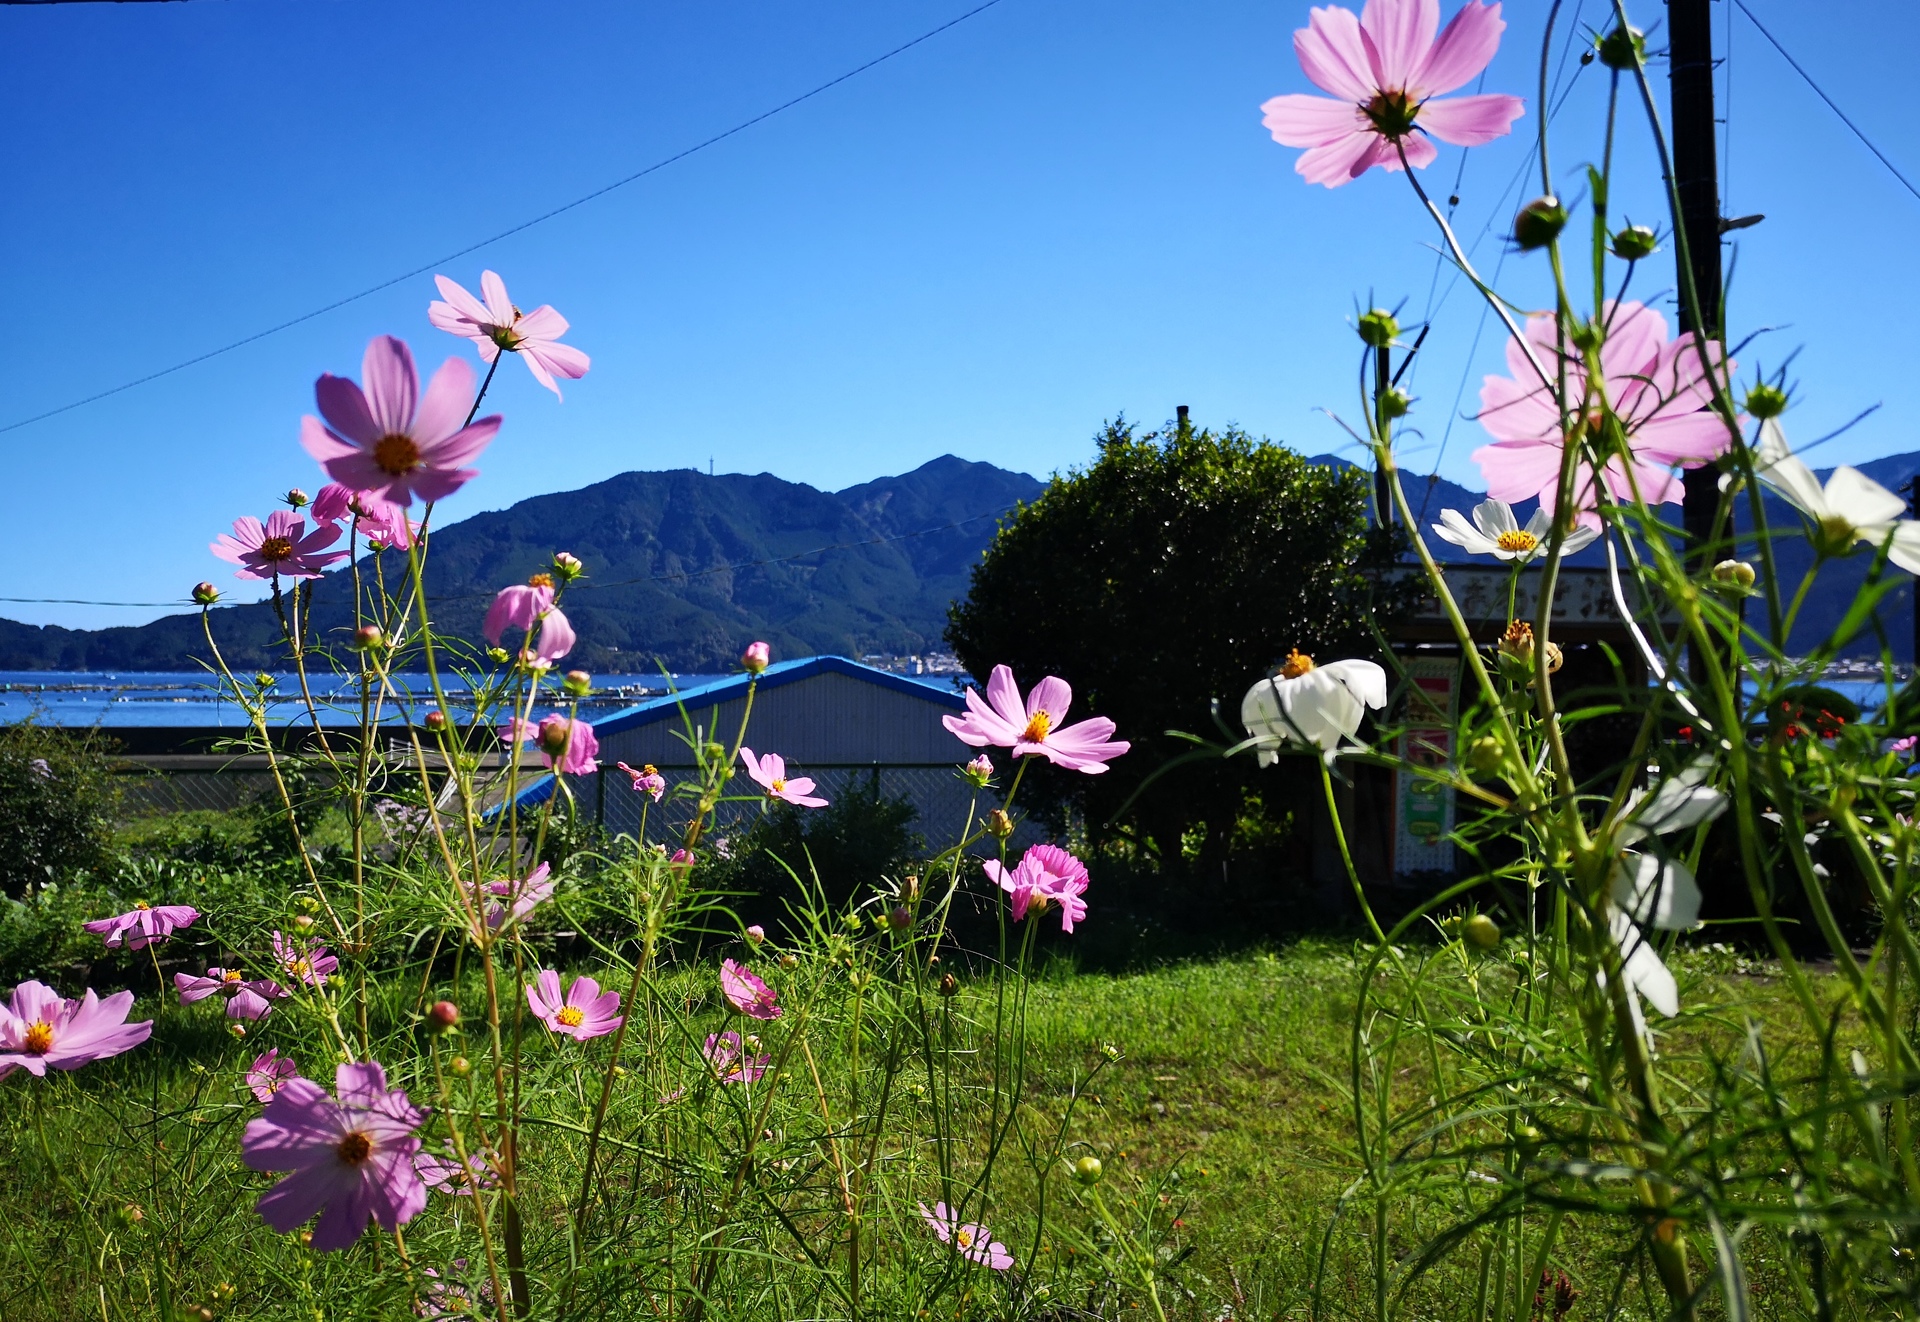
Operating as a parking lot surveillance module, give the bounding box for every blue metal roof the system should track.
[587,654,965,738]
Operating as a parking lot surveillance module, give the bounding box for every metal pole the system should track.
[1669,0,1723,560]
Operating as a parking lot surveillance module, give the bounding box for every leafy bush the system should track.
[0,722,120,899]
[709,776,922,920]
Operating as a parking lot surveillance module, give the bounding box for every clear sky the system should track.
[4,0,1916,629]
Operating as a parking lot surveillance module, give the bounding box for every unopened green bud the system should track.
[552,551,585,582]
[1072,1156,1104,1185]
[1462,914,1501,949]
[1357,309,1399,349]
[351,625,385,652]
[192,582,220,606]
[1711,559,1757,594]
[1611,225,1658,261]
[487,646,511,664]
[450,1056,471,1076]
[986,809,1014,839]
[938,972,959,997]
[563,669,592,697]
[1513,196,1568,251]
[1466,735,1504,775]
[1379,386,1412,420]
[1744,383,1789,419]
[1596,23,1645,70]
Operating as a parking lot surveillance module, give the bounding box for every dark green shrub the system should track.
[712,778,922,919]
[0,722,120,899]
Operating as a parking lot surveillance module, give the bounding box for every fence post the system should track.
[595,767,606,827]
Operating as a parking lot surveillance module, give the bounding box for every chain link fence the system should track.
[115,766,283,818]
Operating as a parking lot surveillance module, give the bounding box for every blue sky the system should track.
[4,0,1916,629]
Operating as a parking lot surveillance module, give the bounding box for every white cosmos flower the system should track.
[1604,910,1679,1054]
[1749,420,1920,572]
[1241,651,1387,762]
[1432,499,1599,562]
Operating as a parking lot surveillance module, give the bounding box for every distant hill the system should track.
[0,456,1046,673]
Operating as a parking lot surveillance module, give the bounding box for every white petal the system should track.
[1627,760,1728,838]
[1434,509,1495,554]
[1559,523,1600,554]
[1322,659,1389,712]
[1475,499,1520,537]
[1610,911,1679,1017]
[1610,852,1702,930]
[1887,522,1920,576]
[1824,467,1907,531]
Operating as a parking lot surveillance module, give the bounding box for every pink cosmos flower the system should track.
[616,761,667,802]
[174,967,291,1021]
[704,1031,770,1085]
[943,665,1130,773]
[415,1261,493,1319]
[1892,735,1919,759]
[483,862,554,930]
[918,1201,1014,1271]
[982,844,1091,933]
[738,748,828,807]
[482,580,576,664]
[300,335,502,508]
[1259,0,1525,187]
[741,641,771,674]
[0,981,152,1079]
[83,901,199,951]
[312,483,420,550]
[720,958,782,1020]
[413,1147,498,1196]
[247,1048,300,1104]
[271,931,340,988]
[526,970,623,1041]
[210,510,346,581]
[745,924,766,945]
[242,1060,429,1252]
[502,713,599,775]
[429,271,591,400]
[1471,301,1733,525]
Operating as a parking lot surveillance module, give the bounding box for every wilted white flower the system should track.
[1241,650,1387,761]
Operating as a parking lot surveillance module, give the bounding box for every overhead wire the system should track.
[0,0,1011,435]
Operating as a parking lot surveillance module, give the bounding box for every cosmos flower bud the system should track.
[1711,559,1757,595]
[780,953,799,969]
[1072,1156,1104,1185]
[451,1056,471,1076]
[1356,309,1399,349]
[552,551,584,581]
[844,912,865,933]
[888,906,912,930]
[487,647,511,663]
[1596,22,1645,70]
[962,754,994,788]
[228,1021,248,1038]
[742,641,771,674]
[425,710,448,731]
[285,488,310,509]
[192,582,221,605]
[1379,386,1412,420]
[1462,914,1501,949]
[1465,735,1505,775]
[426,1000,461,1033]
[938,972,959,997]
[1513,197,1568,251]
[986,809,1014,839]
[351,625,385,652]
[292,914,315,931]
[1497,620,1536,670]
[745,924,766,945]
[563,670,592,697]
[1744,383,1789,419]
[1610,225,1658,261]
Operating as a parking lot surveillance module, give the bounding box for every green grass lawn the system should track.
[0,941,1828,1320]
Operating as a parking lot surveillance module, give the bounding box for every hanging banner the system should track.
[1394,656,1459,876]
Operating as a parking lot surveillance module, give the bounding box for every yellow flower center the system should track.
[770,779,787,794]
[223,971,244,984]
[527,572,555,589]
[557,1006,585,1027]
[956,1228,975,1250]
[642,764,657,776]
[133,900,151,910]
[1280,649,1315,680]
[336,1132,373,1164]
[373,433,421,476]
[289,959,310,977]
[259,536,295,561]
[1020,711,1053,743]
[23,1021,54,1054]
[1495,530,1539,553]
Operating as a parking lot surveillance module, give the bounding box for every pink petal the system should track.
[1026,675,1071,723]
[1471,440,1566,505]
[419,416,500,471]
[407,463,480,504]
[513,305,570,341]
[412,356,477,448]
[432,274,492,325]
[983,665,1028,731]
[566,976,603,1009]
[1416,92,1525,146]
[308,1170,380,1251]
[1261,93,1367,148]
[1475,373,1559,442]
[1359,0,1438,91]
[1632,412,1732,467]
[1414,0,1504,95]
[516,348,563,399]
[1298,130,1390,185]
[314,374,379,447]
[360,337,419,438]
[256,1159,358,1234]
[1293,4,1375,101]
[527,339,590,379]
[479,270,515,326]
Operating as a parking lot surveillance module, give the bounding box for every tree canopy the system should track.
[947,414,1394,869]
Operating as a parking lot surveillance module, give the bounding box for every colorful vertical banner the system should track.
[1394,656,1459,876]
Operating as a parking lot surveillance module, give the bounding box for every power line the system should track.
[0,0,1010,435]
[1730,0,1920,206]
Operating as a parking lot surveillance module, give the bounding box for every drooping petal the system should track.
[1260,94,1367,148]
[1825,467,1908,531]
[1293,128,1389,187]
[1416,92,1526,146]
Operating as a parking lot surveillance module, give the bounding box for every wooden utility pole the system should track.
[1669,0,1723,564]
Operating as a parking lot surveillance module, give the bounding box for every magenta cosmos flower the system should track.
[242,1060,429,1252]
[982,844,1091,933]
[300,335,502,508]
[413,1147,498,1196]
[0,981,152,1079]
[247,1048,300,1104]
[1260,0,1525,187]
[720,958,782,1020]
[1472,300,1732,525]
[429,271,591,400]
[175,967,290,1021]
[704,1030,770,1084]
[616,761,667,802]
[483,579,576,663]
[502,713,599,775]
[83,901,199,951]
[210,510,346,581]
[484,862,554,930]
[738,748,828,807]
[918,1201,1014,1270]
[271,931,340,988]
[526,970,623,1041]
[311,482,419,550]
[943,665,1130,774]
